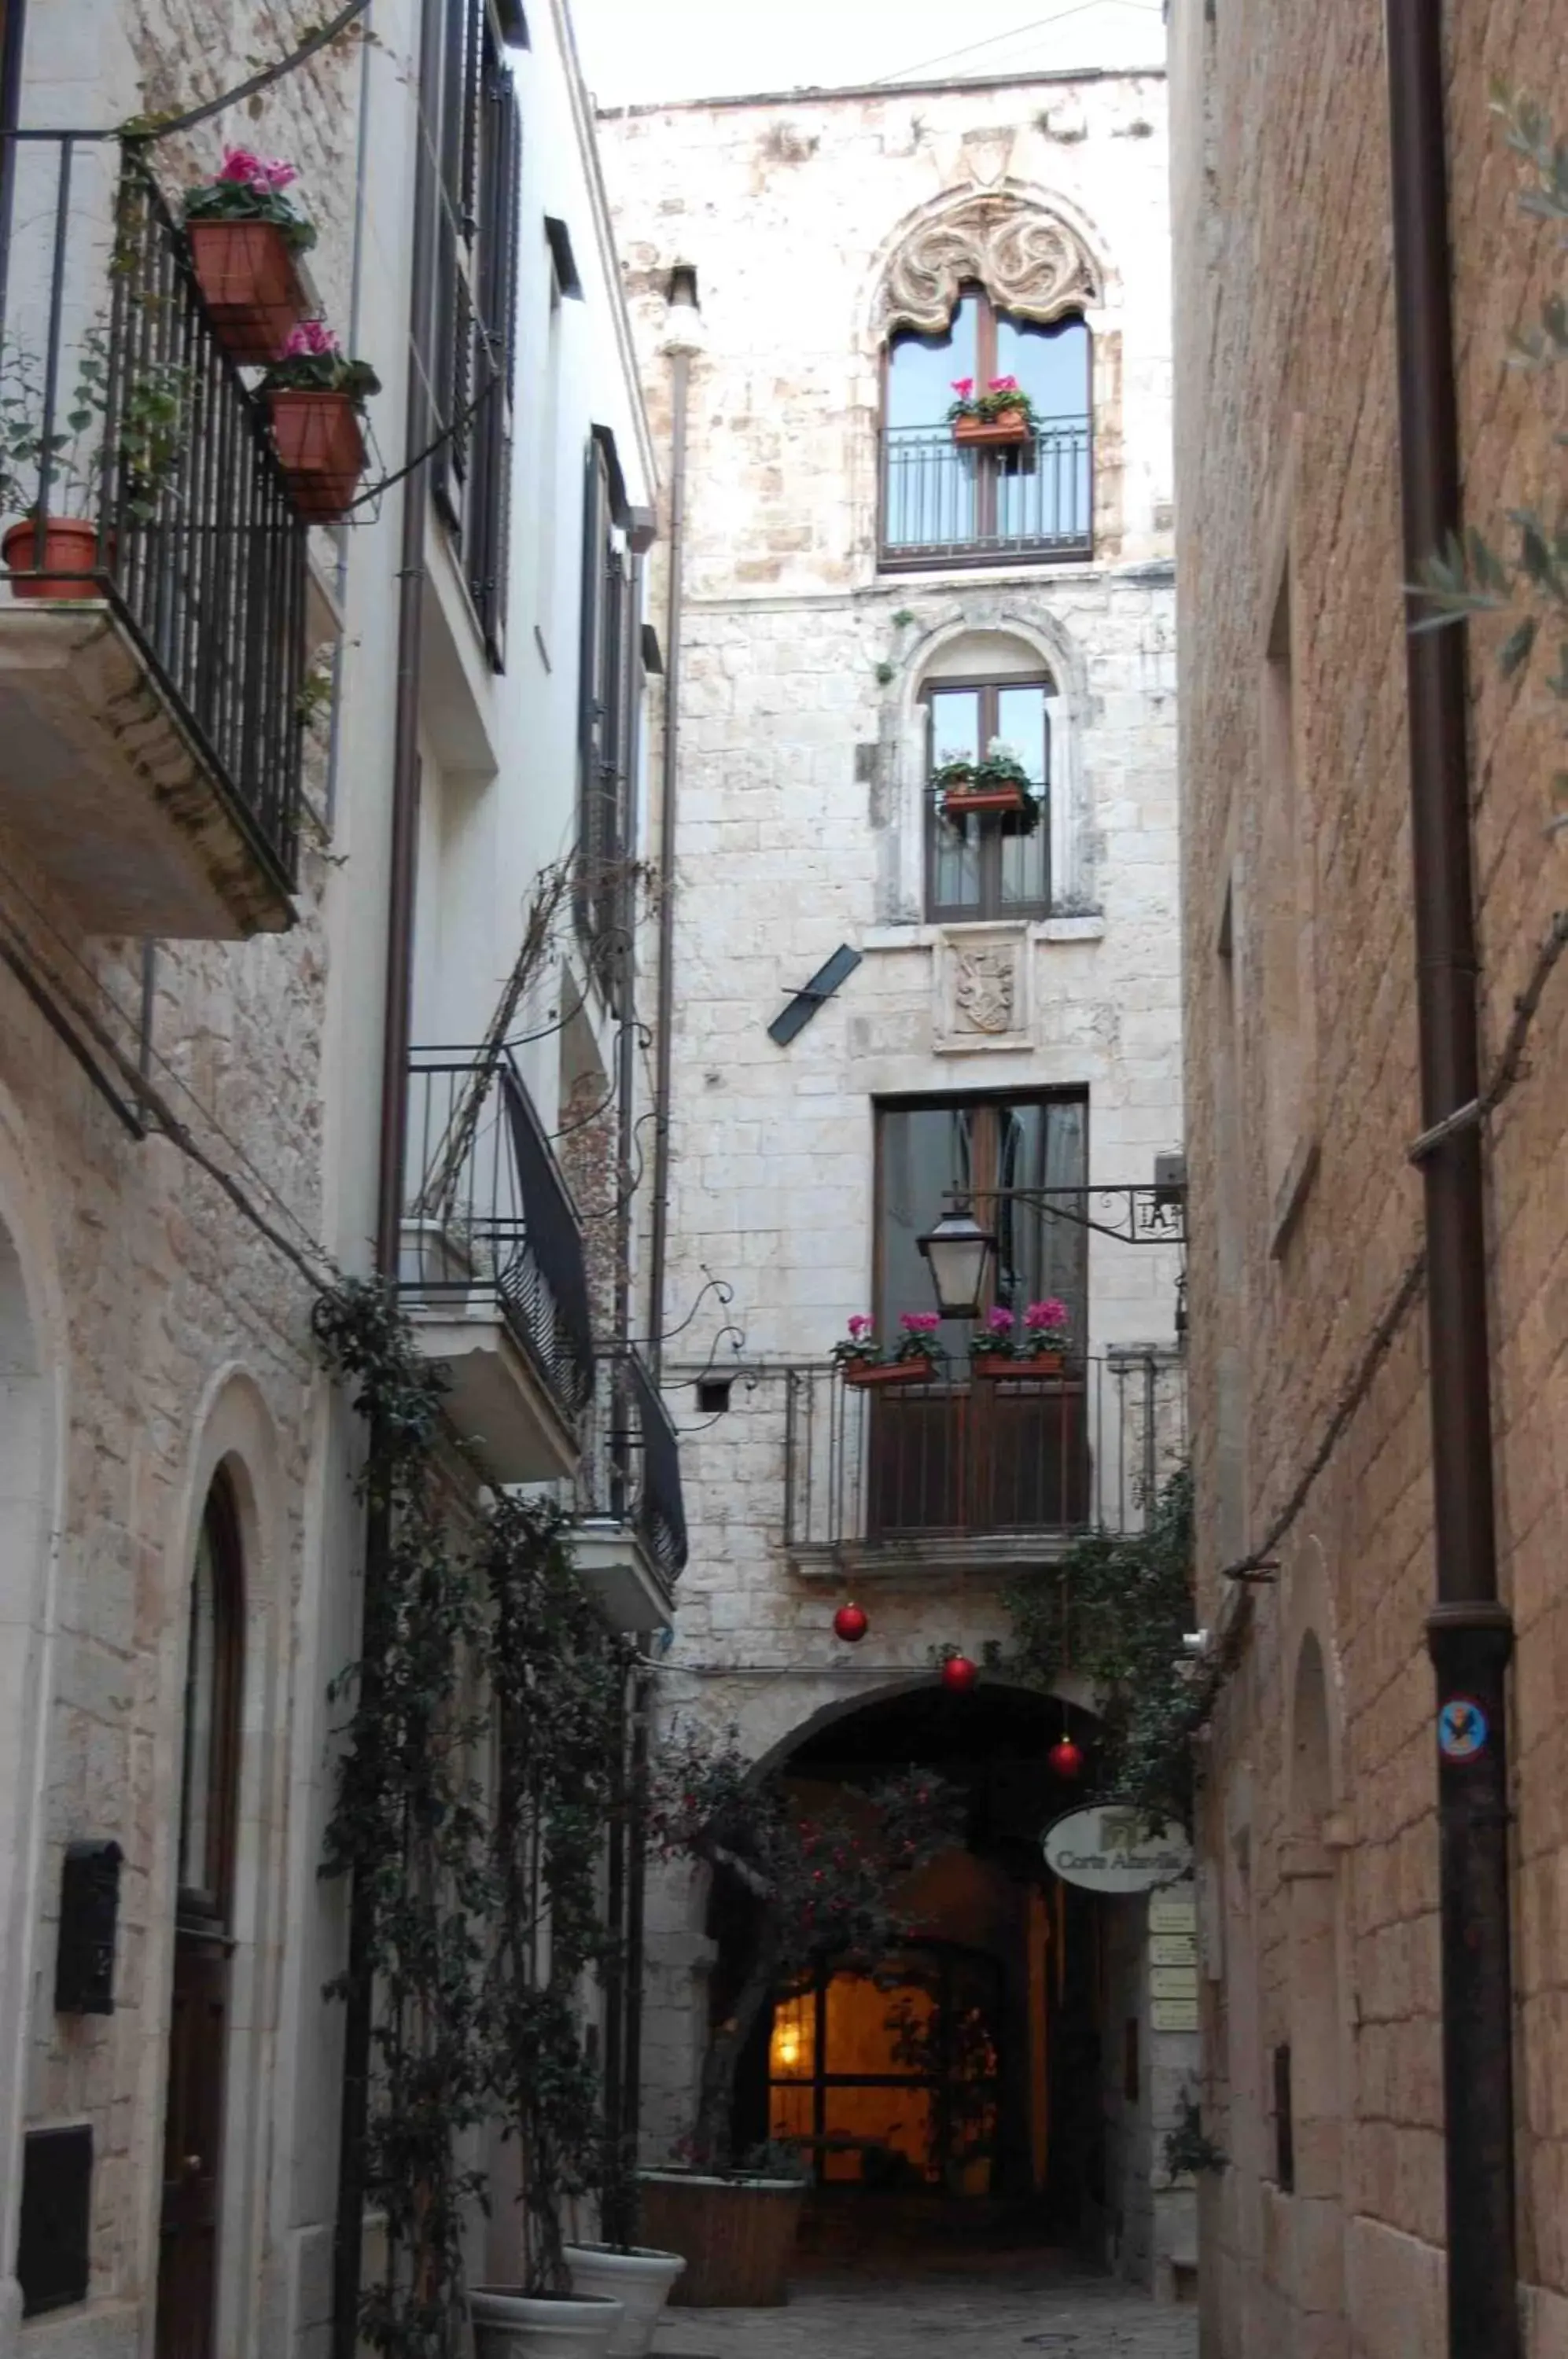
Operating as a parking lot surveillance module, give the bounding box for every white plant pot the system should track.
[470,2286,624,2359]
[563,2247,686,2359]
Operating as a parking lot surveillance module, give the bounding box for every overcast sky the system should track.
[572,0,1166,110]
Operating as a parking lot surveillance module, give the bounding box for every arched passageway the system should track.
[707,1680,1144,2259]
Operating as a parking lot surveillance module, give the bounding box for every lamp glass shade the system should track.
[917,1209,996,1319]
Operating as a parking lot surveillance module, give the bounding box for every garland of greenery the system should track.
[1005,1462,1208,1831]
[315,1280,629,2350]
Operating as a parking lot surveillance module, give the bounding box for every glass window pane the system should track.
[885,292,980,429]
[996,312,1089,421]
[989,1099,1088,1327]
[821,2085,936,2184]
[178,1529,219,1896]
[770,1986,816,2080]
[996,685,1049,910]
[929,690,981,913]
[878,1103,974,1361]
[995,314,1091,543]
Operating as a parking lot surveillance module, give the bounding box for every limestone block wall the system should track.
[1170,0,1568,2352]
[602,70,1184,2284]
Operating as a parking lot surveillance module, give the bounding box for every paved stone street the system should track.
[651,2267,1199,2359]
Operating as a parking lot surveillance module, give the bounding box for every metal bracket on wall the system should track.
[767,943,863,1047]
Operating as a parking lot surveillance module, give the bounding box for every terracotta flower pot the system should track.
[187,221,308,365]
[952,410,1032,447]
[940,782,1029,819]
[2,516,105,601]
[843,1358,932,1389]
[267,390,366,523]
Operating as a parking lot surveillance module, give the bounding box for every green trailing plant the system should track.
[1415,88,1568,824]
[874,658,896,684]
[481,1492,632,2295]
[1164,2088,1227,2179]
[646,1728,963,2169]
[0,324,191,527]
[315,1280,631,2348]
[1005,1462,1204,1831]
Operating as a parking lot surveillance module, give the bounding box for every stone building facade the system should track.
[0,3,668,2355]
[1169,1,1568,2353]
[602,69,1191,2289]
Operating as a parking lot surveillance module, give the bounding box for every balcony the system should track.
[878,418,1092,571]
[400,1049,594,1480]
[783,1352,1185,1583]
[570,1350,689,1634]
[0,138,309,937]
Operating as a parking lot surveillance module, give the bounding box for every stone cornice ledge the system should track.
[863,915,1106,951]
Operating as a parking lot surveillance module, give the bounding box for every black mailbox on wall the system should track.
[17,2125,92,2315]
[54,1840,122,2015]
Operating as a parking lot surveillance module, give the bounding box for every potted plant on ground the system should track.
[470,1497,630,2359]
[182,146,315,363]
[934,738,1042,830]
[832,1310,944,1388]
[260,320,379,522]
[972,1297,1073,1378]
[637,1730,961,2307]
[0,327,191,596]
[564,2135,686,2359]
[947,373,1036,449]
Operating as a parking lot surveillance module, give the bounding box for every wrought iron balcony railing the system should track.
[0,135,309,888]
[879,418,1093,569]
[784,1352,1185,1563]
[577,1349,689,1588]
[403,1049,595,1425]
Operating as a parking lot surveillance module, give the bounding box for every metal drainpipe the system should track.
[1383,9,1518,2353]
[646,314,693,1379]
[330,0,441,2342]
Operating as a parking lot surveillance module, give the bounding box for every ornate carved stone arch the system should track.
[878,190,1102,341]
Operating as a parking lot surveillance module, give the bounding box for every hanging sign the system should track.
[1042,1806,1193,1895]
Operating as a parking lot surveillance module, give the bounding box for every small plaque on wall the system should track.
[1151,1999,1199,2033]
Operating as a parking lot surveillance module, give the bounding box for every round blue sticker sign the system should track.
[1437,1696,1489,1764]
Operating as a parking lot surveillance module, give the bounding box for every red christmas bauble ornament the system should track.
[833,1602,869,1643]
[1048,1735,1084,1780]
[940,1654,978,1694]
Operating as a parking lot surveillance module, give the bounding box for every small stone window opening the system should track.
[696,1377,732,1415]
[923,674,1052,922]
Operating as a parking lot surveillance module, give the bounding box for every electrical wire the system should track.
[872,0,1164,89]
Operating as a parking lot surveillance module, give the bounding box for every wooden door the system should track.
[156,1481,242,2359]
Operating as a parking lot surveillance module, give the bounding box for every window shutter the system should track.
[469,50,520,663]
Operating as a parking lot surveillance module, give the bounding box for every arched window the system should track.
[882,288,1091,566]
[175,1478,243,1927]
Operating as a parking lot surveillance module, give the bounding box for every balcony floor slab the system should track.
[569,1517,675,1636]
[789,1532,1078,1585]
[0,603,294,938]
[407,1298,580,1485]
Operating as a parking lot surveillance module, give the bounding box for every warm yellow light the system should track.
[776,2030,801,2068]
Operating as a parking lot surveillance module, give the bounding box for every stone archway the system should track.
[1284,1631,1348,2357]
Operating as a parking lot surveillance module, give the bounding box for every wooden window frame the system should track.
[576,438,638,1006]
[922,672,1053,923]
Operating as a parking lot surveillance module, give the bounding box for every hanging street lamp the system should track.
[916,1200,996,1320]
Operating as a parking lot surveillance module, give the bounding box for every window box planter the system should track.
[842,1358,932,1389]
[267,390,366,523]
[951,410,1032,450]
[2,517,106,601]
[186,221,307,364]
[940,781,1032,822]
[972,1348,1065,1380]
[637,2172,805,2309]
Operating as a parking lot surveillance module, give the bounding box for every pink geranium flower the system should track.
[900,1311,941,1334]
[950,377,974,398]
[985,1305,1015,1334]
[282,318,340,357]
[260,157,299,190]
[989,374,1020,392]
[847,1314,874,1340]
[1024,1297,1069,1332]
[217,147,267,184]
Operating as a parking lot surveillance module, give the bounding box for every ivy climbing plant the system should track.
[1005,1461,1205,1831]
[315,1280,631,2350]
